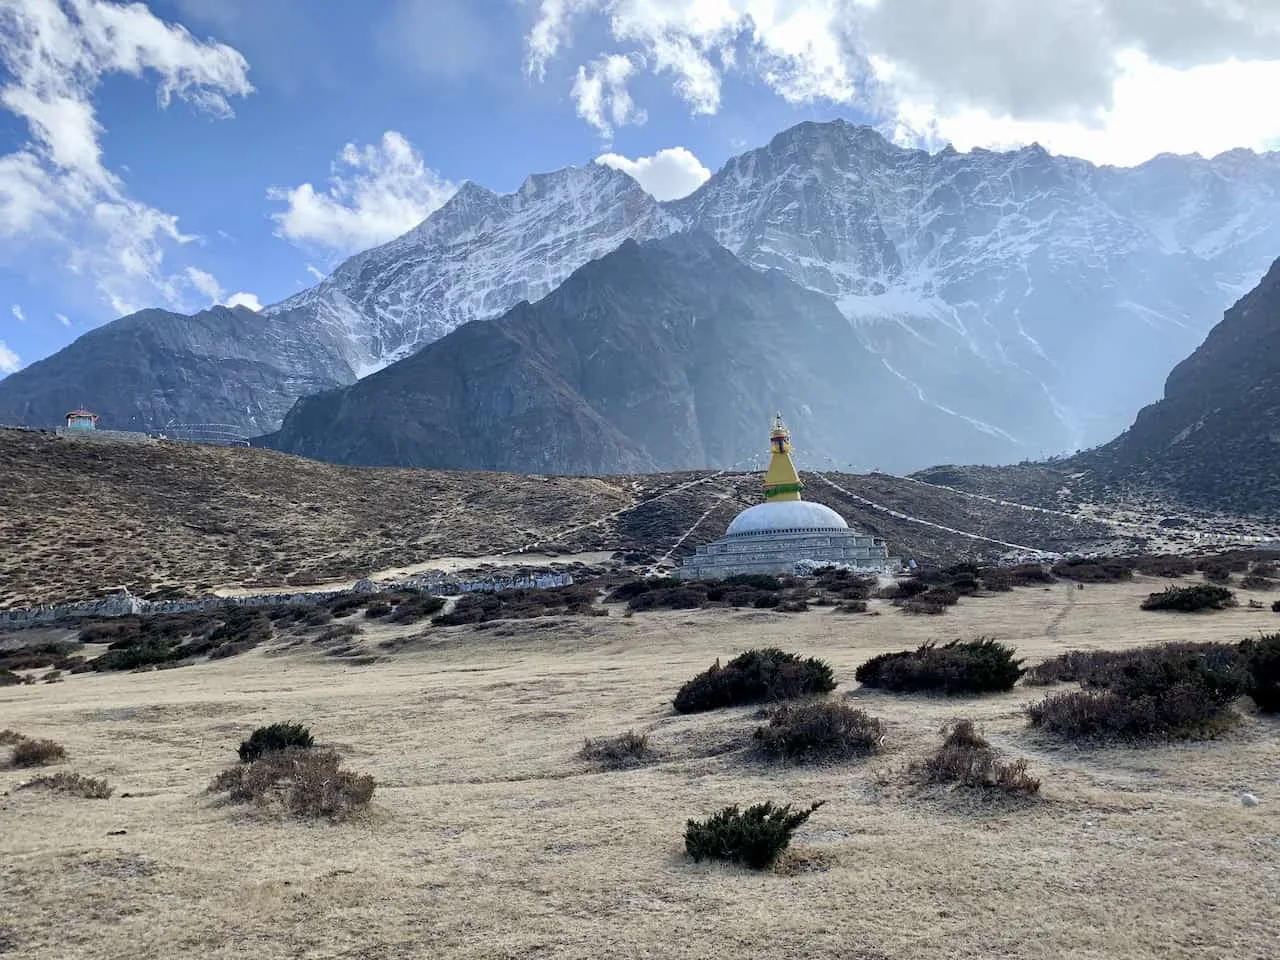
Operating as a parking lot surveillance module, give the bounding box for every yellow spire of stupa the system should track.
[762,412,803,502]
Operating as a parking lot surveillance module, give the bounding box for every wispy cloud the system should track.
[10,303,25,322]
[269,131,456,257]
[0,0,252,316]
[0,339,20,374]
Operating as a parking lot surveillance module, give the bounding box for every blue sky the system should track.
[2,0,1279,377]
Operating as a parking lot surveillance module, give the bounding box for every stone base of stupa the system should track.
[673,528,899,581]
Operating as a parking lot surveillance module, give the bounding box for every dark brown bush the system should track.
[579,730,653,768]
[18,771,113,798]
[753,702,884,762]
[1241,574,1275,591]
[1131,555,1196,578]
[1141,584,1236,612]
[673,648,836,714]
[855,638,1023,695]
[1026,686,1238,741]
[0,640,82,672]
[387,593,446,624]
[1240,633,1280,713]
[1023,641,1244,696]
[1052,557,1133,583]
[10,738,66,767]
[913,720,1039,795]
[209,748,375,820]
[833,600,868,614]
[434,583,601,625]
[0,729,24,746]
[364,601,392,618]
[0,669,25,686]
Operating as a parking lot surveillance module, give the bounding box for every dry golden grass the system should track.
[1,578,1277,959]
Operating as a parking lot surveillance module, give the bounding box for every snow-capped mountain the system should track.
[3,119,1279,468]
[670,122,1280,456]
[267,119,1280,460]
[263,163,681,376]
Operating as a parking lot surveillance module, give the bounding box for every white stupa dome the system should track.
[725,500,850,537]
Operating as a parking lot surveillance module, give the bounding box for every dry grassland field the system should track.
[2,578,1278,959]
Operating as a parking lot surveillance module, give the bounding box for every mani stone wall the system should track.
[675,530,898,580]
[0,571,577,628]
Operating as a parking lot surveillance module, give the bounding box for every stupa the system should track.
[673,414,897,580]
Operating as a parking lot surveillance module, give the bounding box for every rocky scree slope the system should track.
[263,232,1018,473]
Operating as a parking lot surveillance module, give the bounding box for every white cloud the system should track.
[0,339,20,374]
[596,146,710,200]
[11,303,25,322]
[184,265,222,302]
[305,263,326,281]
[0,0,251,316]
[55,311,70,326]
[572,54,646,137]
[527,0,1280,166]
[269,131,457,256]
[224,291,261,311]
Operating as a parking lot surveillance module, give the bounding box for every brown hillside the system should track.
[2,429,1129,608]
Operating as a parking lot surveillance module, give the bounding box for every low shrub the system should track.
[77,605,283,670]
[326,593,373,617]
[913,720,1039,795]
[673,648,835,714]
[1273,600,1280,613]
[433,583,601,625]
[1202,565,1232,583]
[753,702,884,762]
[0,669,24,686]
[684,800,825,870]
[854,638,1023,695]
[1131,555,1197,578]
[579,730,653,768]
[209,748,375,820]
[897,592,955,615]
[1027,686,1237,741]
[315,624,363,644]
[626,586,707,612]
[1241,574,1275,591]
[0,640,82,672]
[833,600,867,614]
[18,772,113,799]
[388,594,446,624]
[1052,557,1133,583]
[722,574,782,591]
[1141,584,1236,612]
[0,729,24,745]
[364,602,392,618]
[1241,633,1280,713]
[10,738,66,767]
[1026,642,1245,740]
[238,722,314,762]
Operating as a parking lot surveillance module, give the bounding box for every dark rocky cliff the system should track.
[262,233,1019,473]
[1073,257,1280,514]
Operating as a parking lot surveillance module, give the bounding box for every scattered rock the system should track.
[1241,793,1259,808]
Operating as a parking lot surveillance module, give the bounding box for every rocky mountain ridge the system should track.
[263,232,1021,473]
[3,120,1279,468]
